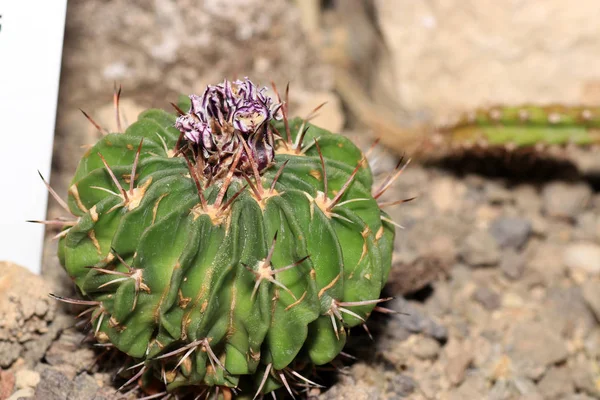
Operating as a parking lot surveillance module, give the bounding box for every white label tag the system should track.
[0,1,68,274]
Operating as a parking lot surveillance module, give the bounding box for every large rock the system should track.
[0,262,60,368]
[375,0,600,121]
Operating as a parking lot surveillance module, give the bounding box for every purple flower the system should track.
[175,78,280,176]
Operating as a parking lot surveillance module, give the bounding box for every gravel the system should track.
[542,181,592,220]
[488,216,532,249]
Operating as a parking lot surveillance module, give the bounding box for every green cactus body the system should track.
[57,80,395,397]
[441,105,600,148]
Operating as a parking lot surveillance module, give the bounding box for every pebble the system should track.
[508,322,569,379]
[539,287,597,339]
[542,181,592,219]
[472,286,501,310]
[488,216,532,249]
[564,242,600,274]
[571,359,600,398]
[390,298,448,342]
[459,231,501,266]
[388,374,416,398]
[7,388,34,400]
[430,177,466,212]
[445,352,473,386]
[411,336,441,360]
[15,369,40,390]
[500,249,527,280]
[537,366,574,399]
[30,369,108,400]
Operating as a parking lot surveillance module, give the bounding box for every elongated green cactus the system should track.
[439,104,600,150]
[51,79,397,398]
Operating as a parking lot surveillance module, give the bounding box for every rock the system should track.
[430,177,467,212]
[375,0,600,118]
[387,256,451,296]
[411,336,441,359]
[445,345,473,386]
[536,366,574,399]
[538,286,597,339]
[7,388,34,400]
[0,342,22,368]
[388,374,416,398]
[318,373,380,399]
[0,370,15,400]
[489,217,531,249]
[459,231,501,267]
[500,249,527,280]
[542,182,592,220]
[564,242,600,275]
[512,377,540,396]
[565,394,597,400]
[508,322,569,379]
[293,91,345,133]
[389,298,448,342]
[571,358,600,397]
[0,262,57,368]
[576,211,600,241]
[582,281,600,321]
[45,330,97,375]
[15,370,40,390]
[472,286,501,310]
[69,373,104,400]
[488,379,521,400]
[448,373,487,400]
[31,369,72,400]
[527,241,566,285]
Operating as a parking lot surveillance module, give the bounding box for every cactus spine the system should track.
[51,79,397,398]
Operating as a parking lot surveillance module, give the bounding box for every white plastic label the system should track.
[0,1,68,274]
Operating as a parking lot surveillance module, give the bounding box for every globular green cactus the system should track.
[50,79,398,398]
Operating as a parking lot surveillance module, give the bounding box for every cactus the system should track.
[439,104,600,149]
[47,79,399,398]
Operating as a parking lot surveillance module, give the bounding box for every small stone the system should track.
[571,358,600,397]
[0,370,15,400]
[508,322,569,379]
[472,286,501,310]
[565,394,596,400]
[538,287,597,339]
[489,217,531,249]
[459,231,501,266]
[389,298,448,341]
[542,181,591,219]
[528,242,566,285]
[445,351,473,386]
[537,366,574,399]
[0,342,22,368]
[0,262,56,368]
[488,379,520,400]
[564,242,600,274]
[512,377,540,396]
[411,336,441,359]
[388,374,416,398]
[15,370,40,390]
[7,388,34,400]
[448,373,487,400]
[31,369,72,400]
[430,177,467,212]
[70,373,102,400]
[500,249,527,280]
